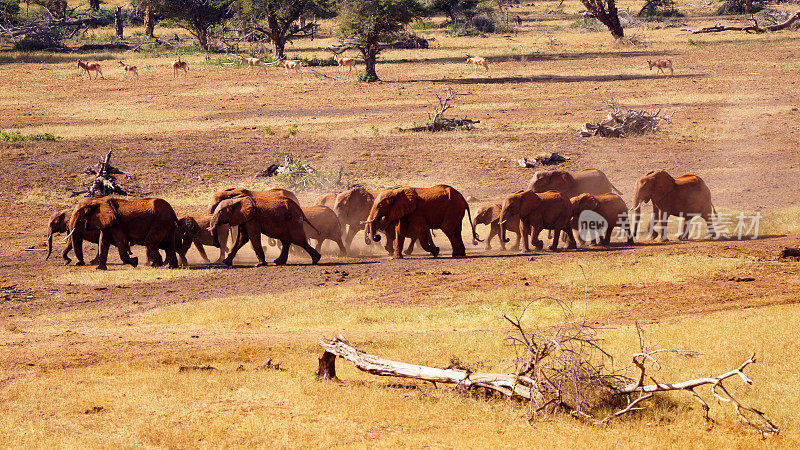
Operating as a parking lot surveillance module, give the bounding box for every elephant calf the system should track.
[303,206,346,255]
[473,204,521,251]
[177,215,223,265]
[570,193,634,246]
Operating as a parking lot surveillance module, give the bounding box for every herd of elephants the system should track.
[45,168,717,270]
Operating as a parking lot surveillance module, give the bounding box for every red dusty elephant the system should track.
[528,169,622,197]
[207,187,299,258]
[631,170,716,241]
[363,185,480,259]
[47,207,101,265]
[569,193,634,246]
[69,197,181,270]
[499,190,576,252]
[209,196,321,266]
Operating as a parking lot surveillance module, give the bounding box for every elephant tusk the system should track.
[61,228,75,243]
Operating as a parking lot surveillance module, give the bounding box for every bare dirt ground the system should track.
[2,5,800,446]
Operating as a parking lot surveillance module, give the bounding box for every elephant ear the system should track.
[388,188,417,222]
[93,199,118,229]
[652,171,676,200]
[583,195,600,211]
[489,205,502,223]
[229,196,256,226]
[520,192,541,218]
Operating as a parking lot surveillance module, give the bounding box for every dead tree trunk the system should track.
[317,352,338,380]
[114,7,123,39]
[144,6,155,38]
[688,10,800,33]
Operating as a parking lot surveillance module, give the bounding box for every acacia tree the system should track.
[234,0,330,58]
[581,0,624,38]
[336,0,424,81]
[136,0,235,50]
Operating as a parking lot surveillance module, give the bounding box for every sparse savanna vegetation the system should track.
[2,0,800,446]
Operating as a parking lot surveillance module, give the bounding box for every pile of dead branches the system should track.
[687,9,800,34]
[261,155,347,192]
[401,88,479,132]
[0,16,105,39]
[581,99,674,138]
[71,150,129,197]
[317,296,779,435]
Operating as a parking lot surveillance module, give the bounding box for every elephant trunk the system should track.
[631,202,643,239]
[45,233,53,260]
[499,223,510,243]
[208,209,223,247]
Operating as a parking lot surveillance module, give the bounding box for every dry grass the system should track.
[54,266,221,286]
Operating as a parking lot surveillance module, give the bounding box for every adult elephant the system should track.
[499,190,576,252]
[207,187,300,258]
[472,204,521,251]
[528,169,622,197]
[209,196,321,266]
[47,208,101,265]
[570,193,633,246]
[364,185,480,259]
[69,197,181,270]
[631,170,716,241]
[176,215,221,265]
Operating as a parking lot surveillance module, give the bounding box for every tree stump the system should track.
[115,7,123,39]
[317,351,337,380]
[144,7,155,38]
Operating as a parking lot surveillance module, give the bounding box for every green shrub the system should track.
[288,55,336,67]
[570,17,603,31]
[0,129,59,142]
[411,20,442,30]
[357,71,379,82]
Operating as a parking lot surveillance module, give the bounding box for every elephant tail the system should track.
[45,233,53,260]
[610,182,623,196]
[302,212,322,236]
[465,204,482,245]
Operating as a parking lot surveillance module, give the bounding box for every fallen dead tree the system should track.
[687,10,800,34]
[400,88,479,132]
[581,99,673,138]
[317,299,778,435]
[0,16,105,39]
[71,150,129,197]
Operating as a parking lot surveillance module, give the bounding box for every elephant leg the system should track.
[564,227,578,249]
[393,221,407,259]
[550,228,561,251]
[163,237,180,269]
[512,230,521,251]
[603,226,614,246]
[293,238,321,264]
[194,242,210,263]
[62,238,73,265]
[274,239,291,266]
[533,226,544,250]
[703,212,717,239]
[334,235,347,256]
[88,248,101,265]
[487,224,498,250]
[245,227,267,267]
[447,222,466,257]
[344,223,360,249]
[521,222,531,252]
[658,210,669,242]
[647,211,659,240]
[314,239,323,253]
[676,215,688,240]
[223,226,250,266]
[72,236,85,266]
[414,224,439,258]
[95,233,112,271]
[403,237,416,255]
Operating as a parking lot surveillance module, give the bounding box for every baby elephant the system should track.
[302,206,346,255]
[176,215,223,265]
[473,204,521,250]
[499,190,577,252]
[570,193,634,246]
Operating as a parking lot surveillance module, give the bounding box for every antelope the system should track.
[172,57,188,78]
[278,58,303,76]
[333,53,355,73]
[77,60,103,79]
[648,59,673,76]
[118,61,139,80]
[240,55,268,74]
[466,54,488,72]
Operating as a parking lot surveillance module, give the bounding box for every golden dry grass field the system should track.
[1,0,800,447]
